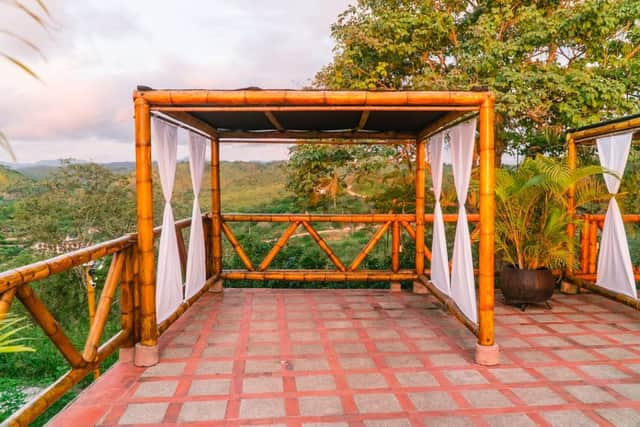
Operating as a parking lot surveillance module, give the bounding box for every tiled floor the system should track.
[49,288,640,426]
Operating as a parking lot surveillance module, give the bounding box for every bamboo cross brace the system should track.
[301,221,347,272]
[0,287,16,321]
[16,283,85,368]
[348,221,391,271]
[400,221,432,261]
[82,252,125,363]
[221,222,255,271]
[258,222,300,271]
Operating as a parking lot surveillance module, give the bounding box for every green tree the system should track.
[315,0,640,158]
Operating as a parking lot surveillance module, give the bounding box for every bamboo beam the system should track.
[222,213,480,223]
[163,111,218,138]
[570,115,640,144]
[154,105,479,112]
[211,136,223,276]
[218,130,417,141]
[157,275,220,335]
[400,221,432,261]
[258,222,300,271]
[6,329,129,427]
[566,276,640,310]
[391,221,400,273]
[135,89,491,107]
[264,111,284,131]
[0,235,134,294]
[418,111,476,141]
[477,95,496,348]
[222,269,417,282]
[349,221,391,271]
[221,222,255,271]
[355,111,370,131]
[567,134,577,275]
[16,284,85,368]
[134,96,158,354]
[82,252,125,363]
[416,275,479,335]
[301,221,347,272]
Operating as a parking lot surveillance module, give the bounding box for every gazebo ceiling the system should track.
[135,87,491,142]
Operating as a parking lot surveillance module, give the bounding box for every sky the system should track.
[0,0,352,164]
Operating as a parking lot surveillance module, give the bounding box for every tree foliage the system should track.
[315,0,640,157]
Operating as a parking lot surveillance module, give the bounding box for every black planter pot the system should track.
[500,265,556,310]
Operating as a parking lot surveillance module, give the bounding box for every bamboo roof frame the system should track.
[132,87,499,366]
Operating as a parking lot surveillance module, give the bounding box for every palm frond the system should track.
[0,130,16,161]
[1,53,40,80]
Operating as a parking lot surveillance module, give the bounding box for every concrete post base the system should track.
[560,280,579,295]
[412,280,428,294]
[119,347,134,363]
[209,278,224,293]
[134,343,159,367]
[390,281,402,292]
[475,343,500,366]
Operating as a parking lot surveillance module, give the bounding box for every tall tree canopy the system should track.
[315,0,640,156]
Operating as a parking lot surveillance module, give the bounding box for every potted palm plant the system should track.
[495,155,604,309]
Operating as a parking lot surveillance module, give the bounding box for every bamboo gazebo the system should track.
[0,88,498,425]
[566,113,640,308]
[131,87,499,366]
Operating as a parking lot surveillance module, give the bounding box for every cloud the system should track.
[0,0,352,163]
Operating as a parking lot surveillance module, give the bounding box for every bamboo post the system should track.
[414,139,426,279]
[567,134,577,275]
[588,220,598,274]
[580,216,590,273]
[211,136,223,292]
[476,95,498,365]
[390,220,401,292]
[203,216,213,278]
[134,96,158,366]
[83,264,99,379]
[119,247,135,363]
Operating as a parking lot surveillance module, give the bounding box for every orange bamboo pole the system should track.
[567,134,577,274]
[203,216,213,278]
[221,213,480,223]
[120,247,135,349]
[391,221,400,273]
[415,139,426,275]
[132,246,141,344]
[348,221,391,271]
[16,284,85,368]
[566,276,640,310]
[0,236,133,294]
[6,329,129,427]
[221,222,255,271]
[570,115,640,144]
[154,105,479,112]
[134,89,491,107]
[258,222,300,271]
[82,252,125,363]
[579,217,590,274]
[400,221,432,261]
[588,220,598,274]
[0,287,16,321]
[301,221,346,272]
[222,269,417,281]
[211,137,223,276]
[477,94,496,350]
[83,265,99,379]
[134,96,158,356]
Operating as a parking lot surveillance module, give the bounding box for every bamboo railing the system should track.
[0,217,203,427]
[219,213,481,281]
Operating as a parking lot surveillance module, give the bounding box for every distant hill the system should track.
[0,165,32,195]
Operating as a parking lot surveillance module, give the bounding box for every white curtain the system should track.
[153,119,183,324]
[449,118,478,324]
[185,132,208,300]
[596,132,636,299]
[428,131,451,296]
